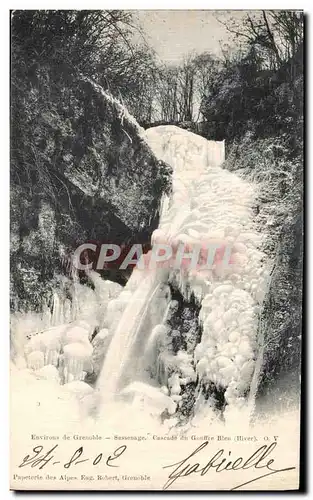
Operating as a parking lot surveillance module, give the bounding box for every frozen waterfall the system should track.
[12,125,271,427]
[97,125,270,422]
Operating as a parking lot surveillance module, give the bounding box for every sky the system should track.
[135,10,246,64]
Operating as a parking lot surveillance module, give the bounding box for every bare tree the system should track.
[217,10,303,73]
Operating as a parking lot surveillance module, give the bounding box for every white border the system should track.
[0,3,310,499]
[1,2,311,9]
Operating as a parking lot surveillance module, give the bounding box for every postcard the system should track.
[10,9,303,491]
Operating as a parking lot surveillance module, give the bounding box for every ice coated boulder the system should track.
[118,382,177,416]
[35,364,60,383]
[63,380,94,398]
[63,325,90,346]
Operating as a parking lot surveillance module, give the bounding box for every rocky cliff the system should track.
[11,65,172,312]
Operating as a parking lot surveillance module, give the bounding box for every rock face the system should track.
[223,138,303,414]
[11,66,172,311]
[255,208,303,413]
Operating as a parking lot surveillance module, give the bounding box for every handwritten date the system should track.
[18,444,127,470]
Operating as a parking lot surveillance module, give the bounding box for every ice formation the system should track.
[145,127,270,419]
[11,276,123,387]
[96,125,270,421]
[11,125,271,427]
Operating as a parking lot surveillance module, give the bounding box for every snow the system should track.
[62,341,93,383]
[63,380,94,397]
[12,124,272,429]
[118,381,177,416]
[97,125,270,417]
[26,350,45,371]
[35,364,60,382]
[63,325,90,345]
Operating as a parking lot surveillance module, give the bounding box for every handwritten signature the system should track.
[162,441,296,490]
[17,441,296,491]
[18,444,127,470]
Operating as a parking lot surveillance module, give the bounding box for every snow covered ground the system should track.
[11,125,273,430]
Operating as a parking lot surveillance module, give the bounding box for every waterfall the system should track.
[97,270,163,404]
[97,125,269,421]
[14,125,271,425]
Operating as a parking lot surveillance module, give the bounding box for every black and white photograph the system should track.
[9,9,304,491]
